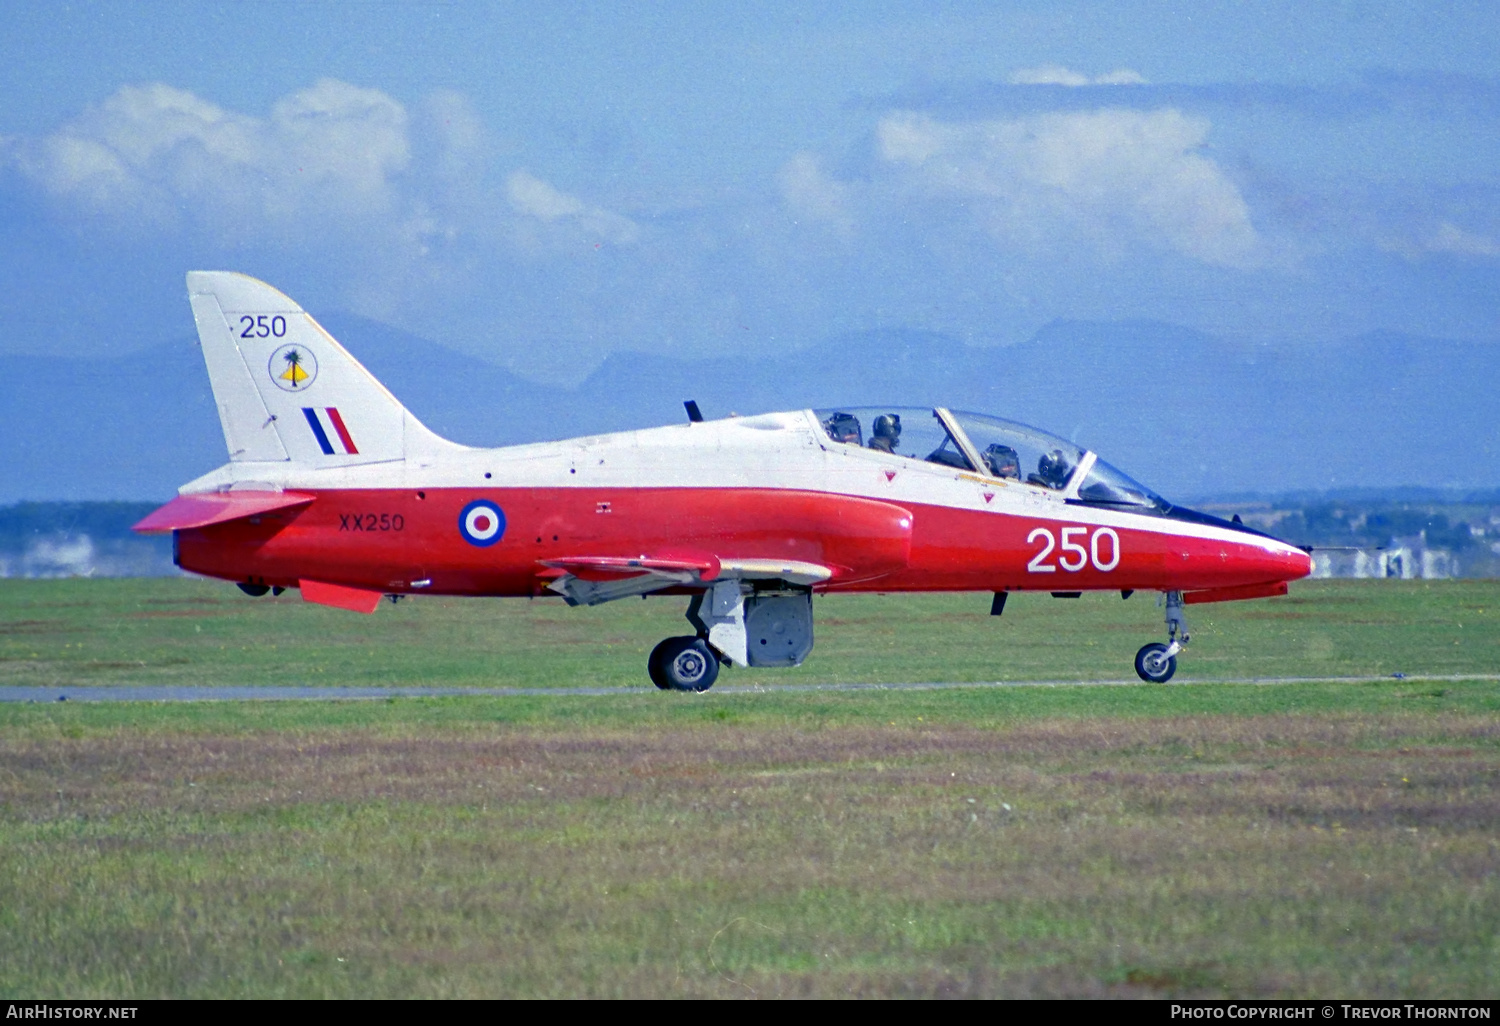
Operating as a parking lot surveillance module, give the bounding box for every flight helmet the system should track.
[1036,448,1073,489]
[983,443,1021,479]
[822,411,862,445]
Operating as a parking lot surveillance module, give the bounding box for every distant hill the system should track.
[3,314,1498,502]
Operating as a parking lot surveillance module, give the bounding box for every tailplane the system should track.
[186,271,459,465]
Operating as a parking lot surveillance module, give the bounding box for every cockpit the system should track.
[814,406,1172,514]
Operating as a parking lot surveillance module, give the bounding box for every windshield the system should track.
[948,411,1084,490]
[1075,459,1170,511]
[815,407,975,473]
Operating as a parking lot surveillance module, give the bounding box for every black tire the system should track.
[1135,642,1177,683]
[654,636,720,692]
[237,582,270,597]
[648,637,677,690]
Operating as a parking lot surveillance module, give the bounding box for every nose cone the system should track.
[1270,542,1314,582]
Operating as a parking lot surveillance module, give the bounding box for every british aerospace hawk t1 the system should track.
[136,272,1313,690]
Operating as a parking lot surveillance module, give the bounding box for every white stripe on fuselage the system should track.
[179,410,1301,557]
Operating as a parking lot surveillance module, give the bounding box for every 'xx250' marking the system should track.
[339,513,404,532]
[1027,526,1120,573]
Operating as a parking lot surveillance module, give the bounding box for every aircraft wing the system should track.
[540,554,832,606]
[132,490,316,534]
[542,555,720,582]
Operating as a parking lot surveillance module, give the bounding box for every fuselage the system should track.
[173,409,1313,597]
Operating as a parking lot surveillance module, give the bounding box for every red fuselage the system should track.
[176,485,1312,599]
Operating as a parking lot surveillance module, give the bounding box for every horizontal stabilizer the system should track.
[300,579,384,614]
[133,491,315,534]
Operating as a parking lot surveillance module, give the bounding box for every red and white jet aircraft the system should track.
[135,272,1313,689]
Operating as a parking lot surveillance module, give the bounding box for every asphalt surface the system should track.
[1,675,1494,702]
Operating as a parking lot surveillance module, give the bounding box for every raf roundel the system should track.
[458,500,506,547]
[269,344,318,392]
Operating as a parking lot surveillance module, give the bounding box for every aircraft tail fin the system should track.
[186,271,461,465]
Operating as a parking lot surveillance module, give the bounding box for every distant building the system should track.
[1309,533,1456,579]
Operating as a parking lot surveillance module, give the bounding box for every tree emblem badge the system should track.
[269,344,318,392]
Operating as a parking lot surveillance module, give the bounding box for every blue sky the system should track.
[2,1,1498,384]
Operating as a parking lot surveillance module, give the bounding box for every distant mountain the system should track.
[4,315,1498,502]
[2,340,225,503]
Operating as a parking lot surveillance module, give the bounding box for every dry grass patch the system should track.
[2,710,1496,997]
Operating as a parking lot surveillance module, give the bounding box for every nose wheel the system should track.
[1134,642,1177,682]
[648,636,721,692]
[1135,590,1188,683]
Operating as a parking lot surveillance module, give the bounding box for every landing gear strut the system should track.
[1135,590,1188,683]
[646,581,816,691]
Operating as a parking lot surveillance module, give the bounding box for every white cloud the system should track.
[9,79,422,245]
[1377,219,1500,261]
[1427,221,1499,257]
[777,153,853,232]
[8,79,639,282]
[876,108,1260,267]
[423,90,487,185]
[506,170,639,245]
[1009,65,1148,86]
[507,170,585,220]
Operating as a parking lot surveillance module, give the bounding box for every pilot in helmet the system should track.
[1032,448,1074,489]
[868,413,902,453]
[983,443,1021,479]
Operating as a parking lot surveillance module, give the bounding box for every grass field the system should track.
[1,578,1498,997]
[3,577,1498,689]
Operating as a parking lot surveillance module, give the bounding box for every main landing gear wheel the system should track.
[648,636,720,692]
[1134,642,1177,683]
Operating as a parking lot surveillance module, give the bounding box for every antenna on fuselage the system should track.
[684,400,704,423]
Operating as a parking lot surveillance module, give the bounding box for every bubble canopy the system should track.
[814,407,1171,513]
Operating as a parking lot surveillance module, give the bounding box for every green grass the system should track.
[3,577,1498,689]
[1,578,1498,997]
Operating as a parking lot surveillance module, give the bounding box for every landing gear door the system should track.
[744,593,814,667]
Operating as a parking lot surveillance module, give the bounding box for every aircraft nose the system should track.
[1233,539,1313,584]
[1276,544,1315,581]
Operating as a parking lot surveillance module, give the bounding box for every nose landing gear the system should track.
[1135,590,1188,683]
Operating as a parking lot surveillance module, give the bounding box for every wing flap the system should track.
[132,491,315,534]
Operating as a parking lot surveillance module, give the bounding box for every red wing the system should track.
[538,555,836,586]
[539,554,722,582]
